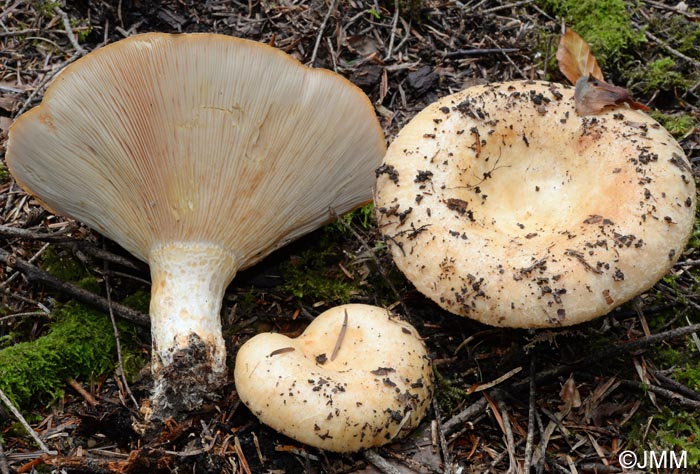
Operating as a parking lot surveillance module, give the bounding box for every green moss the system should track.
[69,18,92,43]
[41,247,91,283]
[0,303,135,407]
[0,163,9,181]
[649,15,700,61]
[34,0,60,18]
[536,0,644,68]
[329,203,375,235]
[650,112,698,139]
[434,369,468,413]
[628,57,691,94]
[282,224,365,304]
[627,408,700,466]
[675,364,700,393]
[282,248,361,304]
[687,207,700,251]
[121,289,151,313]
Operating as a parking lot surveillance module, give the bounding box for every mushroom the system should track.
[374,80,696,328]
[6,33,385,418]
[234,304,433,452]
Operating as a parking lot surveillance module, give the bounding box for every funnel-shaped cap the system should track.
[7,33,385,265]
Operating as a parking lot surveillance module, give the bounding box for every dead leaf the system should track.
[556,29,604,85]
[559,374,581,412]
[0,116,11,135]
[574,75,650,116]
[0,95,19,113]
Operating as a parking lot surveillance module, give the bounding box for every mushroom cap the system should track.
[233,304,434,452]
[6,33,385,265]
[375,80,696,328]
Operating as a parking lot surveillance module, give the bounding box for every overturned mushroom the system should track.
[234,304,433,452]
[375,80,696,328]
[6,33,385,419]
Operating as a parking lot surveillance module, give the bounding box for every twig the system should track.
[16,51,83,116]
[330,209,412,317]
[65,378,97,407]
[0,388,54,454]
[364,449,403,474]
[468,366,522,393]
[0,311,48,323]
[642,0,700,20]
[309,0,339,66]
[104,266,140,411]
[618,380,700,410]
[0,242,51,289]
[643,30,700,70]
[0,248,150,326]
[233,436,252,474]
[385,0,399,61]
[0,224,142,270]
[0,224,75,242]
[480,0,533,14]
[164,434,218,457]
[495,398,518,474]
[650,369,700,401]
[55,6,86,55]
[485,35,526,79]
[0,436,10,474]
[443,47,520,58]
[66,242,142,271]
[524,322,700,387]
[535,410,547,474]
[443,397,488,435]
[523,357,537,474]
[578,463,622,473]
[431,398,453,472]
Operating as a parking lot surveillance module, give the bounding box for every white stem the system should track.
[147,242,238,414]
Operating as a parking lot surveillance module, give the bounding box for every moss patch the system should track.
[121,289,151,313]
[650,112,698,139]
[628,57,691,94]
[41,247,91,282]
[536,0,644,69]
[0,303,135,407]
[628,408,700,466]
[282,247,361,304]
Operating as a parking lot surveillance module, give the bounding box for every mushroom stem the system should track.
[147,242,238,419]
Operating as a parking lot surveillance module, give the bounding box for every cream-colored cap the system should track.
[7,32,385,266]
[375,80,696,327]
[234,304,433,452]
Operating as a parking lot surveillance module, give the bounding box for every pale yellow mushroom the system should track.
[234,304,434,452]
[6,33,385,419]
[375,80,695,328]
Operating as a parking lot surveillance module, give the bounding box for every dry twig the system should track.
[0,248,149,326]
[0,388,54,454]
[443,397,488,436]
[364,449,404,474]
[309,0,339,66]
[523,357,537,473]
[0,437,10,474]
[104,268,140,411]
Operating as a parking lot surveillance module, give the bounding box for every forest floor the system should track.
[1,1,700,473]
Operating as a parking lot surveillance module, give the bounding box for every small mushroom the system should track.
[374,80,696,328]
[234,304,434,452]
[6,33,385,419]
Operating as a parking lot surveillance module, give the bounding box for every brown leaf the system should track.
[574,75,650,116]
[556,29,604,85]
[559,374,581,412]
